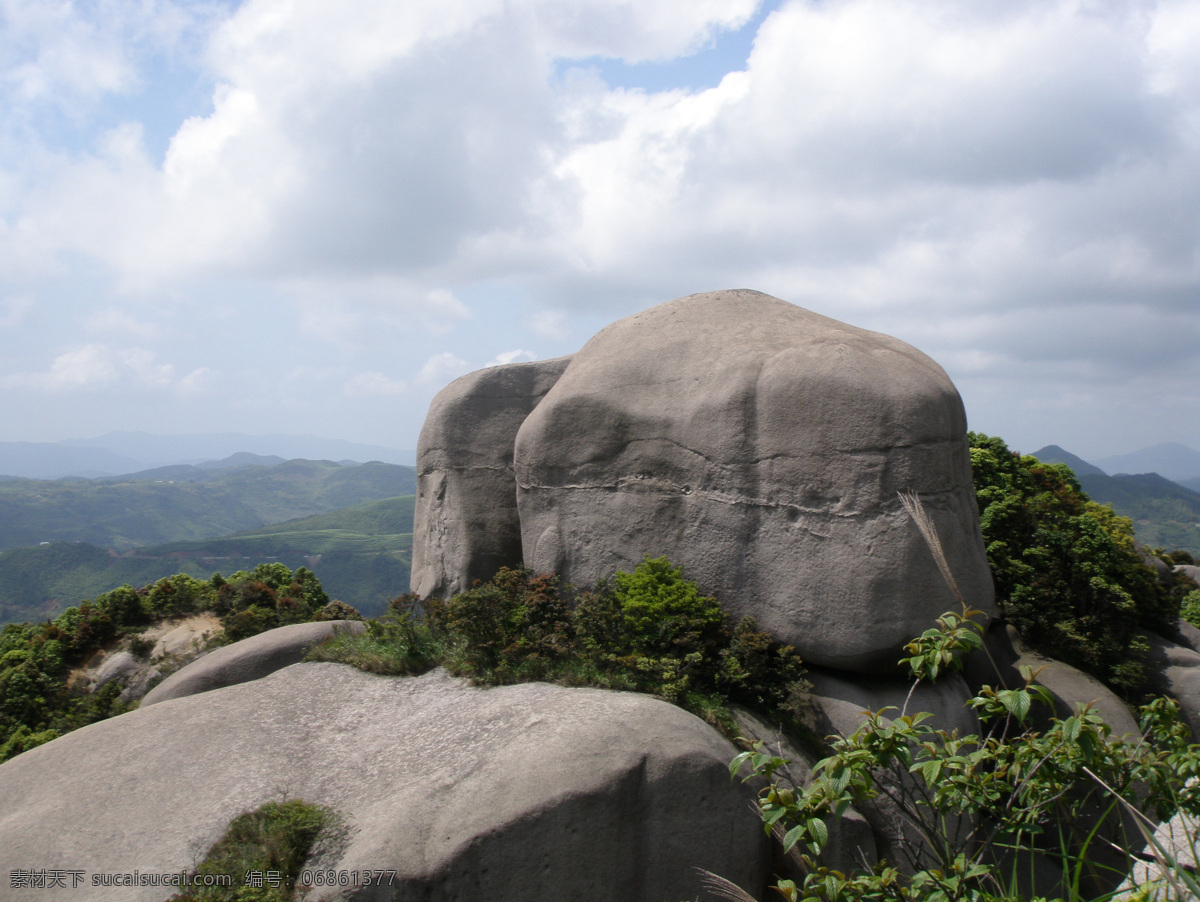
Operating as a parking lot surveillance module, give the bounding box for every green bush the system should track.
[0,565,348,763]
[170,799,337,902]
[731,605,1200,902]
[312,559,809,735]
[970,433,1178,696]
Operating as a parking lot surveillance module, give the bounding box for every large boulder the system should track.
[514,289,994,672]
[0,665,767,901]
[412,355,573,598]
[141,620,365,706]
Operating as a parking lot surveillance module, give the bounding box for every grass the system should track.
[170,800,338,902]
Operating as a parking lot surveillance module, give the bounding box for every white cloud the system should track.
[417,352,469,385]
[3,344,118,391]
[1,0,1199,456]
[486,349,536,367]
[2,344,182,392]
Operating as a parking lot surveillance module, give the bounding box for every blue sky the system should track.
[1,0,1198,460]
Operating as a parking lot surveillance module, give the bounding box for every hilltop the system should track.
[1031,444,1200,555]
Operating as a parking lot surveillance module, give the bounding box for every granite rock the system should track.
[141,620,365,707]
[514,289,994,671]
[411,356,573,598]
[0,665,767,902]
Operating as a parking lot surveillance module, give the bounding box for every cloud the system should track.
[486,349,536,367]
[417,352,469,385]
[2,0,1199,456]
[2,344,180,392]
[3,344,119,391]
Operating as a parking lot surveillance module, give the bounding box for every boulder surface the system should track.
[140,620,365,706]
[412,356,573,598]
[0,664,766,902]
[514,289,994,671]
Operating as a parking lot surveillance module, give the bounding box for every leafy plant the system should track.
[0,564,349,763]
[725,490,1200,901]
[311,559,810,736]
[170,799,338,902]
[969,433,1179,696]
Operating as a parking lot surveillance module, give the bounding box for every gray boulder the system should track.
[964,622,1140,738]
[0,665,767,901]
[1142,630,1200,738]
[412,355,573,598]
[141,620,365,707]
[514,289,994,672]
[86,650,139,692]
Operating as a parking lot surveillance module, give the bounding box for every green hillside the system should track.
[0,460,415,551]
[0,496,416,625]
[1031,446,1200,556]
[1079,472,1200,556]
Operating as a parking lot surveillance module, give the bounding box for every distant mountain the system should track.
[1029,445,1107,478]
[0,459,416,552]
[0,442,147,480]
[60,431,416,469]
[1095,442,1200,482]
[1027,446,1200,556]
[0,496,415,625]
[0,432,415,479]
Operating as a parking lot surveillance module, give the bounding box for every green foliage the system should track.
[732,608,1200,902]
[306,595,441,676]
[214,565,330,642]
[170,799,337,902]
[0,564,346,764]
[969,432,1179,695]
[313,560,809,734]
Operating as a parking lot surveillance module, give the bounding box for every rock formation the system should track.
[0,664,767,901]
[412,356,573,598]
[412,289,995,672]
[141,619,365,706]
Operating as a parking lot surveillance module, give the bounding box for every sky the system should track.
[0,0,1197,461]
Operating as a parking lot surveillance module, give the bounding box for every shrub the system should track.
[170,799,337,902]
[969,433,1178,696]
[312,560,809,736]
[731,605,1200,902]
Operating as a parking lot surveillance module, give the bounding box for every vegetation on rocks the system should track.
[0,564,351,762]
[169,799,338,902]
[730,602,1200,902]
[308,558,811,734]
[969,433,1186,696]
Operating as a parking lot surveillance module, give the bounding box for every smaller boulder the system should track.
[141,620,365,707]
[964,622,1139,738]
[1141,629,1200,738]
[87,651,139,692]
[731,707,876,878]
[800,668,978,875]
